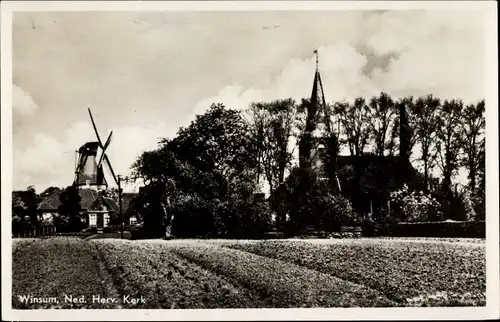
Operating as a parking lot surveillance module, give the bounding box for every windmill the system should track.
[73,107,124,237]
[74,108,118,188]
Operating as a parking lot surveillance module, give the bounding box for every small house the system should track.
[38,188,119,229]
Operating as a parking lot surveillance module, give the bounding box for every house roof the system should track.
[38,191,64,211]
[87,196,120,213]
[38,188,120,212]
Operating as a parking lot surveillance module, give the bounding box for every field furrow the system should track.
[12,237,486,309]
[12,237,113,309]
[169,242,396,307]
[222,239,486,306]
[92,239,265,308]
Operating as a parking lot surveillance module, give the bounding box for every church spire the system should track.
[314,49,319,71]
[300,49,331,169]
[310,50,330,133]
[299,49,341,191]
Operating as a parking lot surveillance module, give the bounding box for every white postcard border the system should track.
[2,1,498,321]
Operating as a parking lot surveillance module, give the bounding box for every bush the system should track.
[171,194,214,238]
[130,223,146,240]
[362,215,398,237]
[390,184,442,222]
[262,231,286,239]
[283,167,355,234]
[53,214,70,233]
[102,226,113,233]
[393,220,485,238]
[322,194,357,232]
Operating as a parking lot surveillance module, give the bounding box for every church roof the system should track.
[336,154,425,195]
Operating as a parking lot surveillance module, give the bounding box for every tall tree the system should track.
[13,186,41,224]
[368,92,396,156]
[414,95,441,191]
[246,99,296,196]
[131,103,261,238]
[459,100,486,192]
[335,98,371,157]
[39,186,62,200]
[57,185,82,232]
[475,139,486,220]
[167,103,257,183]
[390,97,418,160]
[435,99,464,191]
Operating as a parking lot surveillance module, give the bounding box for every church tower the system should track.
[299,51,331,172]
[299,50,341,190]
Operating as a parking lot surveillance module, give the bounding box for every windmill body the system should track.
[74,141,107,188]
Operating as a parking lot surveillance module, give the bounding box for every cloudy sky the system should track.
[12,8,489,192]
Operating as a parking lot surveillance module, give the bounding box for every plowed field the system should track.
[12,237,485,309]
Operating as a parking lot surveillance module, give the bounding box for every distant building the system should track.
[37,188,120,228]
[297,50,423,217]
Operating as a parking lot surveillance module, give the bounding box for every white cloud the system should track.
[186,10,485,192]
[13,84,39,116]
[13,121,172,192]
[12,10,487,193]
[191,10,485,120]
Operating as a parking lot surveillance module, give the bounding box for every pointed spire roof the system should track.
[309,49,331,133]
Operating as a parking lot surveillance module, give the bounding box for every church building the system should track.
[298,50,423,217]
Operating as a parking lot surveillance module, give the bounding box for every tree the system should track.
[335,98,371,157]
[389,96,419,160]
[368,92,396,156]
[283,167,354,234]
[459,100,485,192]
[13,186,41,225]
[57,185,83,232]
[39,186,62,200]
[413,95,441,191]
[166,103,257,182]
[246,98,296,197]
[214,176,272,238]
[474,140,485,220]
[435,99,464,192]
[130,103,263,239]
[131,147,209,237]
[135,182,171,238]
[12,192,26,218]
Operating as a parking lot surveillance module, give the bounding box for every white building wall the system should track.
[89,213,97,226]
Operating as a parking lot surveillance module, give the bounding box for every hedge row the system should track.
[391,221,485,238]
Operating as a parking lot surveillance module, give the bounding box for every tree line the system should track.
[12,92,485,238]
[128,92,485,238]
[12,185,101,235]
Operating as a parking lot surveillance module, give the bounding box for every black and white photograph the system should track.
[1,1,499,320]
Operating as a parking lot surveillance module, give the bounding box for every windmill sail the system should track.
[96,131,113,167]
